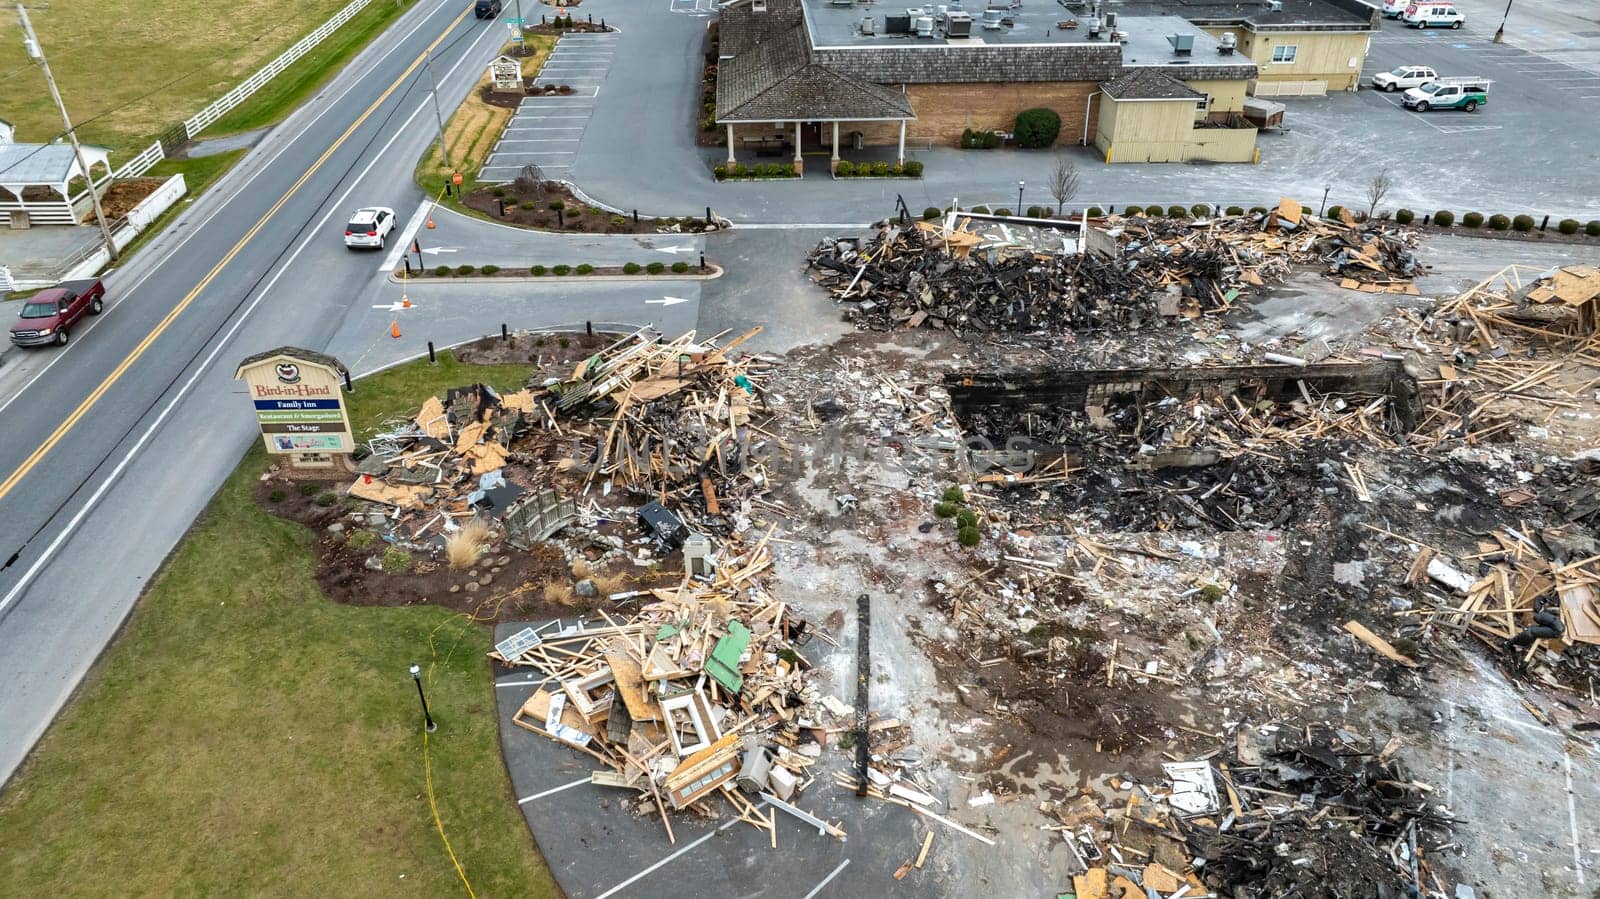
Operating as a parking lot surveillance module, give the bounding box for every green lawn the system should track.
[0,352,559,897]
[206,0,422,137]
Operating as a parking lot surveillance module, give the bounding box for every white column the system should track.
[897,120,907,165]
[726,124,735,165]
[831,121,840,163]
[793,121,804,174]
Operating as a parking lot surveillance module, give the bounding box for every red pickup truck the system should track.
[8,278,105,348]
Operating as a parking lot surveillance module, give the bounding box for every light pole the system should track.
[1017,180,1025,214]
[1318,185,1331,218]
[424,49,451,170]
[410,664,436,733]
[16,3,117,261]
[1493,0,1513,43]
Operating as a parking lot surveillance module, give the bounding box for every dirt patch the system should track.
[100,178,164,219]
[461,180,717,234]
[453,329,618,366]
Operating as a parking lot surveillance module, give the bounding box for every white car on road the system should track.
[343,206,395,249]
[1372,65,1437,92]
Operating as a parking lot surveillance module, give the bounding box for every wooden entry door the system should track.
[801,122,823,150]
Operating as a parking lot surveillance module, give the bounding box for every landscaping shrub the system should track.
[558,337,570,348]
[933,501,957,518]
[1144,205,1165,217]
[481,264,500,275]
[1248,206,1267,215]
[492,187,506,198]
[955,508,978,529]
[646,261,665,274]
[297,482,319,497]
[622,262,641,274]
[1300,205,1313,217]
[314,492,337,508]
[836,160,854,176]
[1013,108,1061,148]
[520,201,536,210]
[1026,206,1046,218]
[960,128,1000,149]
[922,206,942,220]
[994,208,1012,217]
[971,206,991,215]
[1588,221,1600,237]
[548,200,565,211]
[1394,208,1414,225]
[712,164,726,178]
[1167,205,1188,218]
[1325,205,1344,220]
[552,264,572,275]
[267,489,286,503]
[1463,211,1484,228]
[889,163,905,177]
[1511,214,1534,232]
[1225,205,1244,216]
[445,518,491,570]
[434,265,450,276]
[671,261,689,273]
[1088,206,1105,217]
[1433,209,1455,227]
[347,530,375,550]
[575,263,594,275]
[1191,204,1210,218]
[454,264,475,276]
[941,487,965,503]
[1488,214,1510,231]
[1558,219,1580,235]
[531,264,547,275]
[904,160,923,176]
[381,547,412,574]
[871,161,890,176]
[957,526,981,547]
[611,215,627,227]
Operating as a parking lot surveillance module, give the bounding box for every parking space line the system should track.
[378,200,435,272]
[802,859,852,899]
[517,776,590,805]
[595,813,755,899]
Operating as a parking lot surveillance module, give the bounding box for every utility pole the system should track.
[424,48,451,169]
[1493,0,1513,43]
[16,2,117,260]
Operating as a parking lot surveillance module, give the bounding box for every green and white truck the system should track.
[1402,77,1491,112]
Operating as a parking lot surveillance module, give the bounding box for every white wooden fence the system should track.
[113,0,378,179]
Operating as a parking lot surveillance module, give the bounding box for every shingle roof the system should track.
[1101,68,1205,100]
[716,0,913,121]
[810,43,1124,85]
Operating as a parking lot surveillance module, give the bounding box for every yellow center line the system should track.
[0,5,472,507]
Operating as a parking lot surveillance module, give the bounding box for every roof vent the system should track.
[1219,32,1236,53]
[860,15,877,33]
[752,0,767,11]
[1104,11,1117,28]
[1086,15,1101,36]
[1266,0,1283,10]
[1166,33,1194,56]
[915,14,935,35]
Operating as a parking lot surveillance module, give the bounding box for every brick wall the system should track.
[900,81,1099,147]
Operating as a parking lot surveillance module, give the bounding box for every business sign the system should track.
[490,55,522,91]
[233,348,355,455]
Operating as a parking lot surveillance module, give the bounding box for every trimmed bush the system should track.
[1300,205,1313,217]
[1433,209,1455,227]
[971,206,991,215]
[941,486,965,503]
[1248,206,1267,215]
[1087,206,1105,217]
[1325,205,1344,220]
[548,200,565,211]
[904,160,923,176]
[922,206,942,220]
[530,264,547,276]
[1225,205,1244,216]
[712,164,726,178]
[575,263,595,275]
[1146,205,1166,217]
[552,264,572,275]
[836,160,855,176]
[994,208,1012,217]
[1191,204,1210,218]
[1167,205,1188,218]
[1512,214,1534,232]
[611,216,627,227]
[454,264,475,276]
[933,501,957,518]
[481,264,500,275]
[1588,221,1600,237]
[1013,108,1061,148]
[1462,211,1484,228]
[434,265,450,276]
[671,261,689,273]
[1026,205,1046,218]
[889,164,904,177]
[1558,219,1580,235]
[646,261,665,274]
[492,187,506,197]
[1395,208,1414,225]
[871,161,890,177]
[267,489,286,503]
[297,482,319,497]
[955,508,978,529]
[1488,214,1511,231]
[622,262,641,274]
[778,163,796,177]
[957,526,981,548]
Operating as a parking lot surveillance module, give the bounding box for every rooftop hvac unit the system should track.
[915,15,935,35]
[1218,31,1236,53]
[982,7,1005,27]
[905,6,925,17]
[1104,11,1117,28]
[1166,33,1194,56]
[946,9,973,35]
[885,12,911,31]
[1267,0,1282,9]
[1086,15,1100,35]
[860,15,877,33]
[937,4,948,17]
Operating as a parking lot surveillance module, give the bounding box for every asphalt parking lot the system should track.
[482,32,620,182]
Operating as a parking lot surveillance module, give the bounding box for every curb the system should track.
[387,264,725,285]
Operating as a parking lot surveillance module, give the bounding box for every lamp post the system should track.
[1494,0,1513,42]
[1017,180,1025,214]
[424,49,451,169]
[1318,185,1331,218]
[409,664,436,733]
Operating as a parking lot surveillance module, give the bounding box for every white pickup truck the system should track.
[1371,65,1437,92]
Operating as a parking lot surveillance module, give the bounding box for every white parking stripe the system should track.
[802,860,853,899]
[595,813,756,899]
[517,777,591,804]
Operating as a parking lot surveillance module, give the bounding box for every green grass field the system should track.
[0,0,416,163]
[0,352,560,897]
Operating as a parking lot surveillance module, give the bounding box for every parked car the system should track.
[1379,0,1412,17]
[1402,78,1490,111]
[8,278,104,348]
[1402,2,1465,28]
[475,0,502,18]
[343,206,395,249]
[1372,65,1437,92]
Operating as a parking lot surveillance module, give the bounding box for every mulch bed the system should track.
[1415,223,1600,246]
[463,181,717,234]
[453,329,618,365]
[101,178,165,219]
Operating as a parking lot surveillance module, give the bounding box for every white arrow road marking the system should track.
[371,302,417,312]
[419,246,462,255]
[651,245,696,254]
[646,296,690,306]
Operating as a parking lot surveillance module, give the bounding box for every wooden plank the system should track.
[1343,620,1418,667]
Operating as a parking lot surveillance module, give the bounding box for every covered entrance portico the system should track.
[721,117,910,174]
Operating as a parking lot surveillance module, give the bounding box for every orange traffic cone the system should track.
[402,295,411,309]
[426,218,436,230]
[390,321,401,339]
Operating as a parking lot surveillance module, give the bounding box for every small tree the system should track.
[515,163,548,199]
[1365,167,1392,219]
[1047,155,1079,216]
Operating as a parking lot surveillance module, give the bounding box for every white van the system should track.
[1402,3,1465,28]
[1380,0,1411,17]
